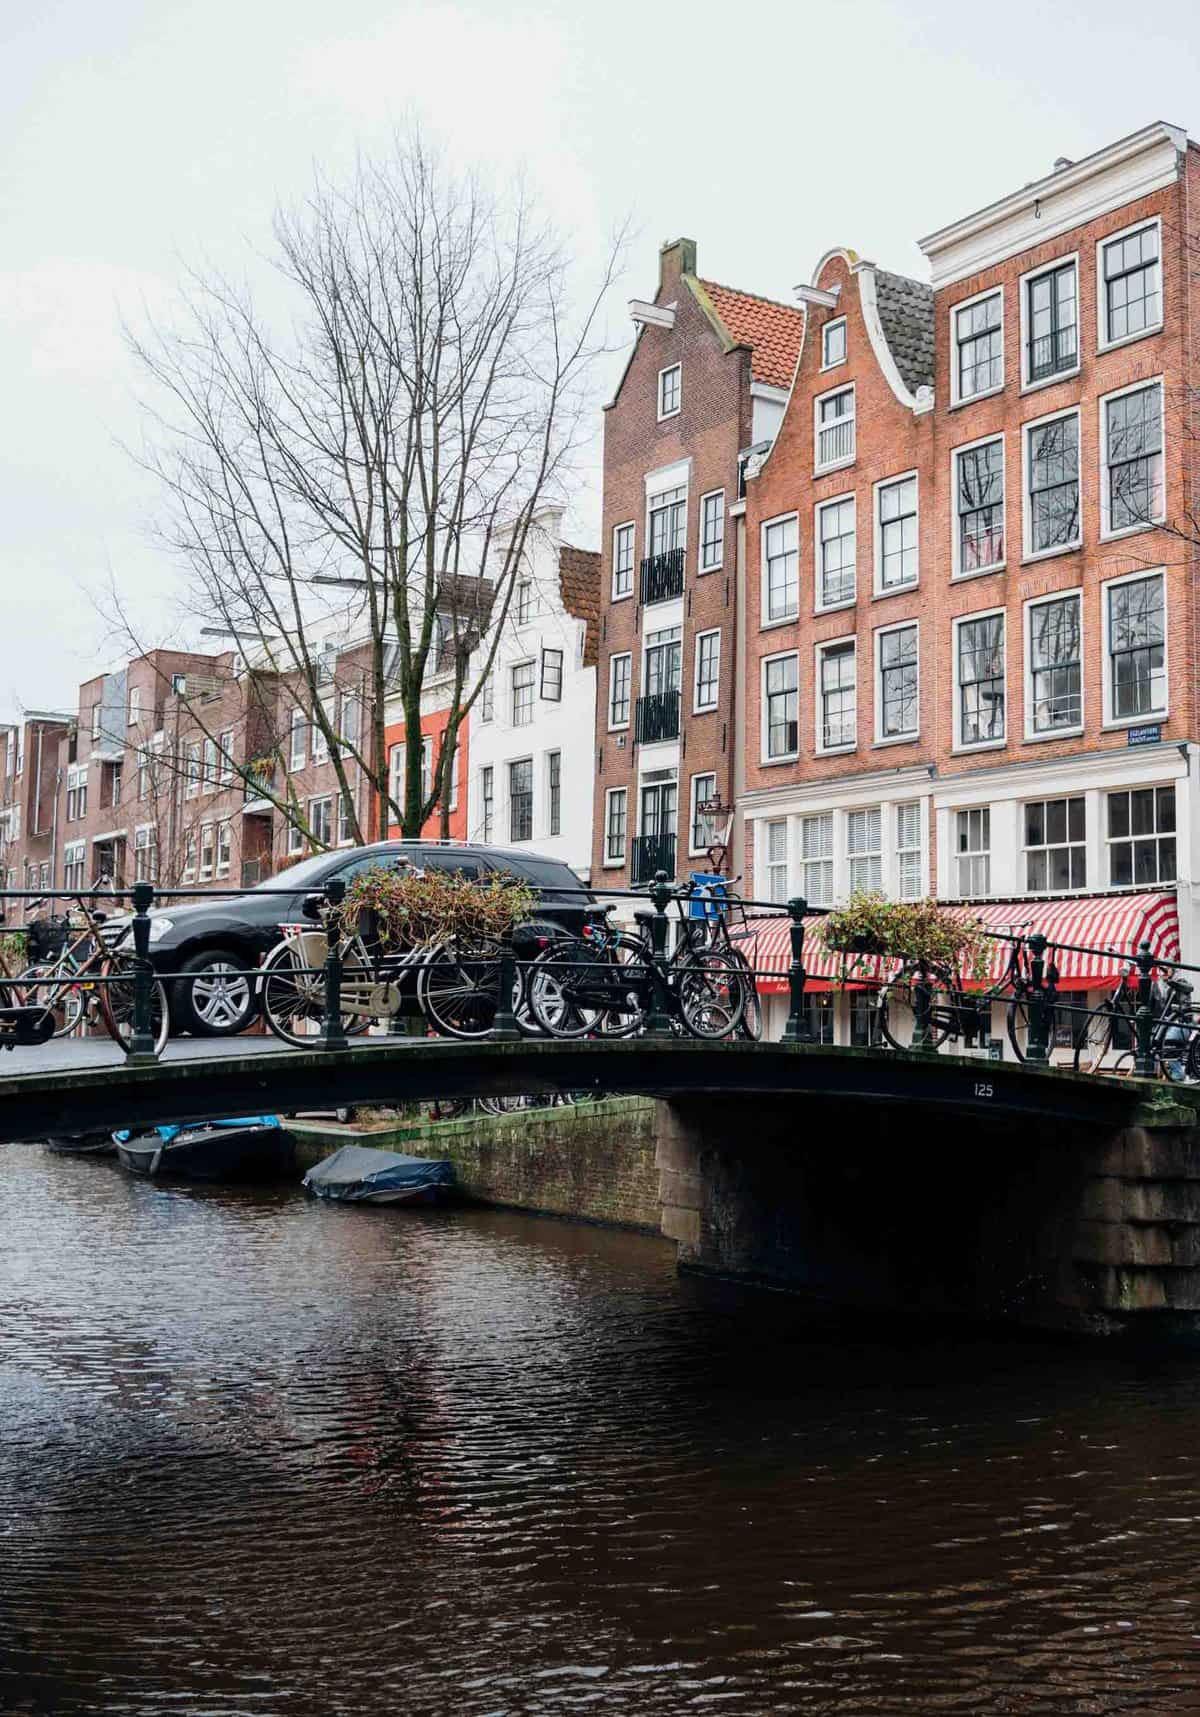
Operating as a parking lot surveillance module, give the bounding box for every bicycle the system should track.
[17,891,170,1055]
[677,875,762,1041]
[1073,971,1200,1080]
[876,923,1042,1059]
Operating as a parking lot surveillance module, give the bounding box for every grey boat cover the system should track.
[302,1145,454,1198]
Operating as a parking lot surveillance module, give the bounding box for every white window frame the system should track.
[1098,375,1166,542]
[215,820,232,878]
[308,794,333,848]
[953,806,991,898]
[1100,566,1168,729]
[1022,794,1088,896]
[693,629,721,714]
[820,317,847,371]
[698,489,725,573]
[1096,215,1163,355]
[657,363,681,421]
[479,674,494,723]
[198,821,215,881]
[218,728,234,787]
[799,812,834,907]
[289,708,307,770]
[760,511,800,625]
[1023,589,1084,743]
[183,829,199,880]
[1105,784,1178,890]
[874,619,919,746]
[1022,403,1082,562]
[128,687,141,726]
[688,772,718,858]
[846,805,883,895]
[286,818,304,857]
[761,650,800,765]
[1019,251,1080,393]
[511,658,535,727]
[813,491,856,613]
[895,802,923,900]
[611,520,635,601]
[603,786,627,867]
[608,652,632,731]
[814,635,857,757]
[813,382,856,475]
[952,608,1007,754]
[762,819,790,904]
[311,704,330,765]
[62,840,86,892]
[185,740,201,799]
[950,432,1006,579]
[949,284,1004,408]
[873,470,919,595]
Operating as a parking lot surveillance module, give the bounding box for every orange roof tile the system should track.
[698,280,805,390]
[558,545,601,668]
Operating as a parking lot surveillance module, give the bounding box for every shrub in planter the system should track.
[818,892,988,979]
[340,865,535,950]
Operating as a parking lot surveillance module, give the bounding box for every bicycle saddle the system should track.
[633,909,655,929]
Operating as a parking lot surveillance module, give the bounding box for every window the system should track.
[821,317,846,369]
[802,993,835,1043]
[1027,593,1082,735]
[850,990,883,1048]
[608,653,632,728]
[186,741,201,798]
[91,704,102,743]
[203,737,218,791]
[801,813,833,906]
[689,773,717,854]
[763,514,799,622]
[219,729,234,786]
[1024,259,1078,383]
[1102,381,1164,535]
[897,803,922,900]
[128,687,141,726]
[1025,410,1080,555]
[509,759,533,842]
[694,631,720,712]
[309,795,333,848]
[66,764,87,821]
[640,778,677,850]
[311,706,330,764]
[956,808,990,896]
[763,653,799,761]
[1106,572,1166,720]
[953,290,1002,402]
[699,490,725,572]
[604,788,627,863]
[338,695,359,757]
[63,841,85,891]
[547,751,561,837]
[480,674,494,723]
[612,522,635,598]
[419,735,433,804]
[15,731,22,776]
[286,819,304,856]
[216,821,232,878]
[847,807,881,893]
[540,648,563,701]
[289,709,306,769]
[764,820,788,903]
[480,765,494,843]
[1107,787,1176,887]
[817,640,856,752]
[658,363,681,419]
[107,762,122,808]
[876,475,918,591]
[877,624,918,741]
[516,581,533,625]
[1025,797,1086,892]
[387,743,404,815]
[815,385,855,471]
[1100,221,1161,347]
[449,747,459,814]
[643,625,681,697]
[956,612,1005,747]
[511,661,535,726]
[954,438,1005,575]
[199,822,215,880]
[136,749,149,801]
[647,484,687,558]
[338,790,354,845]
[816,496,855,608]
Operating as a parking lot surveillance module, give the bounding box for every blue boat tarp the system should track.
[114,1116,282,1145]
[302,1145,454,1201]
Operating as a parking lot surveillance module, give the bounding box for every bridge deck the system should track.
[0,1035,1162,1144]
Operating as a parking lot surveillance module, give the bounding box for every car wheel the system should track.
[177,947,258,1037]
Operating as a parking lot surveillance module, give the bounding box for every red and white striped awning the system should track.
[733,891,1181,995]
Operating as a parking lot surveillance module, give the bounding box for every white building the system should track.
[466,508,599,878]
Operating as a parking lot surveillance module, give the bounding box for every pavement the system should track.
[0,1029,414,1077]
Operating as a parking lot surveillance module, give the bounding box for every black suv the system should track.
[102,841,591,1037]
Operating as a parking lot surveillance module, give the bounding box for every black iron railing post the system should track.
[1025,932,1049,1065]
[1134,943,1157,1078]
[492,932,520,1041]
[645,870,674,1038]
[911,960,933,1052]
[126,879,159,1065]
[780,896,811,1043]
[321,876,348,1051]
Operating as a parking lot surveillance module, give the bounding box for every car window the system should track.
[414,850,485,880]
[483,854,588,900]
[256,852,342,892]
[336,852,422,883]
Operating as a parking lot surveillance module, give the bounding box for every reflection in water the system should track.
[3,1144,1200,1714]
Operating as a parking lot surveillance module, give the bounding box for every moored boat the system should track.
[44,1132,119,1156]
[302,1145,454,1205]
[115,1116,295,1181]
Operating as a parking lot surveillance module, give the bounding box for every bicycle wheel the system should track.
[99,956,170,1055]
[1072,1003,1118,1074]
[16,964,84,1038]
[258,935,368,1046]
[419,937,514,1040]
[676,950,746,1040]
[876,964,956,1051]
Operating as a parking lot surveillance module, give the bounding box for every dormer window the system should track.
[658,364,681,420]
[821,318,847,369]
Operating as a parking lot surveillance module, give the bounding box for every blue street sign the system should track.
[1127,725,1162,747]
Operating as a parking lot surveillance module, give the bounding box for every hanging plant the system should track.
[340,865,535,949]
[818,892,989,980]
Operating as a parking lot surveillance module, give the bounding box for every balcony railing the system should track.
[242,762,275,810]
[634,689,680,744]
[639,547,685,605]
[631,833,677,885]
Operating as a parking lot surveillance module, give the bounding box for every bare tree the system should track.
[125,132,622,845]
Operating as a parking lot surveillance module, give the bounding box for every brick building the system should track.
[741,121,1199,1040]
[0,711,73,900]
[592,238,803,898]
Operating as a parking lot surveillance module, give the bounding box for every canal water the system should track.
[4,1146,1200,1715]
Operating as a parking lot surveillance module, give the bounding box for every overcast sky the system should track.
[3,0,1198,722]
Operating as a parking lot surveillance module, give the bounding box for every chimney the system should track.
[658,238,697,297]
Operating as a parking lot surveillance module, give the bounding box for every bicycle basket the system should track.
[26,915,71,962]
